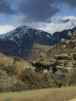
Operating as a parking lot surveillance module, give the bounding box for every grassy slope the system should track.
[0,87,76,101]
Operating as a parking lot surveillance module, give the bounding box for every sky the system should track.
[0,0,76,34]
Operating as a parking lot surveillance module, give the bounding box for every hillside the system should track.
[31,30,76,86]
[0,25,74,58]
[0,27,76,91]
[0,53,35,91]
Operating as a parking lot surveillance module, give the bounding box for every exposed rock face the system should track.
[0,27,76,91]
[30,30,76,86]
[0,26,75,59]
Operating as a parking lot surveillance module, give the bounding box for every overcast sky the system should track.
[0,0,76,34]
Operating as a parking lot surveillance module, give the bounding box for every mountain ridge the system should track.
[0,25,75,58]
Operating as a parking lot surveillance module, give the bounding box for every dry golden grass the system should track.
[0,87,76,101]
[69,98,76,101]
[0,53,32,75]
[0,53,14,66]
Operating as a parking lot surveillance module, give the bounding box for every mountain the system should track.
[60,16,76,29]
[0,25,76,91]
[31,29,76,87]
[0,26,52,58]
[0,25,75,58]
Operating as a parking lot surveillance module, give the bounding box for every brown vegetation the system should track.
[0,31,76,92]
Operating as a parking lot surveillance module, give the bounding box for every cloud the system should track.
[0,0,13,14]
[0,25,15,34]
[32,16,76,34]
[0,0,60,22]
[59,19,70,23]
[64,0,76,7]
[18,0,59,22]
[0,14,23,26]
[0,16,76,34]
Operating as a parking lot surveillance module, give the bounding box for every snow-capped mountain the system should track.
[0,26,52,58]
[60,16,76,28]
[40,16,76,34]
[0,25,75,58]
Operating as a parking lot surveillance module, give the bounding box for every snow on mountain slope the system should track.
[37,16,76,34]
[0,25,75,58]
[0,26,53,58]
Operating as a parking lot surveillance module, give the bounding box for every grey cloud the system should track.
[0,0,60,22]
[0,0,13,14]
[59,19,70,23]
[64,0,76,7]
[18,0,59,22]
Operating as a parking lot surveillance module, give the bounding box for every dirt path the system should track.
[69,98,76,101]
[0,87,76,101]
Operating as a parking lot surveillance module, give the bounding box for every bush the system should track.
[0,65,16,76]
[68,69,76,86]
[18,68,58,89]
